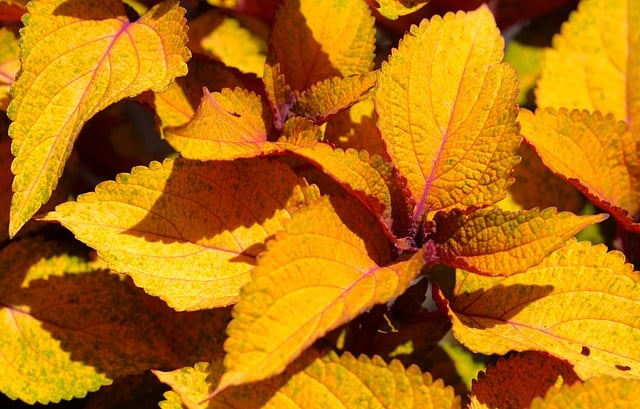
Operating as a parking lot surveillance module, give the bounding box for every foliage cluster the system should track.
[1,0,640,407]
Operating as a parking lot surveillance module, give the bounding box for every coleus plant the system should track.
[1,0,640,407]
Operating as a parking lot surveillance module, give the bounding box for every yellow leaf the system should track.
[536,0,640,132]
[269,0,375,92]
[42,158,317,311]
[371,0,431,20]
[145,58,263,131]
[450,239,640,380]
[7,0,190,237]
[216,196,422,391]
[520,108,640,231]
[292,72,377,124]
[530,376,640,409]
[432,207,607,276]
[471,351,580,409]
[375,6,520,223]
[164,87,275,158]
[197,11,267,76]
[157,350,460,409]
[0,27,19,111]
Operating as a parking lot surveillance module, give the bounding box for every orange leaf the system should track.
[42,158,317,311]
[369,0,431,20]
[216,196,423,391]
[507,144,584,213]
[536,0,640,132]
[7,0,190,237]
[144,57,263,131]
[450,239,640,380]
[471,351,580,409]
[164,87,275,159]
[0,27,19,111]
[530,376,640,408]
[520,108,640,231]
[375,6,520,223]
[432,207,607,276]
[269,0,375,92]
[287,144,396,232]
[292,72,377,124]
[158,350,460,409]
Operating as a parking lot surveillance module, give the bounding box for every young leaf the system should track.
[450,239,640,380]
[536,0,639,130]
[530,376,640,408]
[432,207,607,276]
[369,0,431,20]
[269,0,375,92]
[216,196,424,391]
[375,6,520,223]
[0,27,19,111]
[158,350,460,409]
[42,158,317,311]
[520,108,640,231]
[471,351,580,409]
[7,0,190,237]
[292,72,377,124]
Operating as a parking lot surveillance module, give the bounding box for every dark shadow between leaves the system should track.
[52,0,130,20]
[203,348,324,409]
[10,270,231,379]
[452,283,554,329]
[122,157,300,253]
[271,0,340,93]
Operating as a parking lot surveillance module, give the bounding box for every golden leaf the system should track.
[42,158,317,311]
[8,0,190,237]
[451,239,640,380]
[375,6,520,223]
[216,196,421,390]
